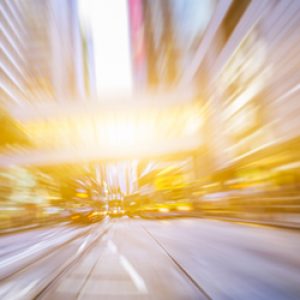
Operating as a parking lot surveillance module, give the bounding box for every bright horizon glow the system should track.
[79,0,133,97]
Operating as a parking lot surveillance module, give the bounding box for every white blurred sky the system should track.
[78,0,133,97]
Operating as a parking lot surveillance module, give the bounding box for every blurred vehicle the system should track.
[70,205,106,224]
[108,196,125,218]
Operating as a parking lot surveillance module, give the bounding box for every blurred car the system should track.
[70,207,106,223]
[108,207,125,218]
[108,198,125,218]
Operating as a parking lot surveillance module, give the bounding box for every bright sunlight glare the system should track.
[79,0,133,97]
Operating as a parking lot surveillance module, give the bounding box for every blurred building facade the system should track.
[128,0,178,89]
[128,0,216,90]
[128,0,300,180]
[0,0,28,106]
[47,0,85,101]
[80,26,97,98]
[187,0,300,177]
[0,0,87,108]
[128,0,147,89]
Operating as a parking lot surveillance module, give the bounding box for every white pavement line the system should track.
[77,236,91,254]
[107,240,118,253]
[0,227,90,273]
[106,240,148,294]
[0,242,46,269]
[0,224,108,300]
[8,280,38,300]
[119,255,148,294]
[0,279,38,300]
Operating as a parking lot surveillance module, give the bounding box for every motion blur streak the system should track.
[0,0,300,299]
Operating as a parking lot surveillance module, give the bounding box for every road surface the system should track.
[0,217,299,299]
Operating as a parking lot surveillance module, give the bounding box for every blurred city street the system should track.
[0,217,299,300]
[1,0,300,298]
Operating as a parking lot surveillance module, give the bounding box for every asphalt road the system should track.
[0,217,299,300]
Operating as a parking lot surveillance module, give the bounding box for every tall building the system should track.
[184,0,300,175]
[1,0,86,108]
[141,0,178,89]
[25,0,85,102]
[21,0,54,102]
[128,0,147,89]
[0,0,28,106]
[81,27,97,98]
[48,0,85,101]
[129,0,216,90]
[128,0,175,89]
